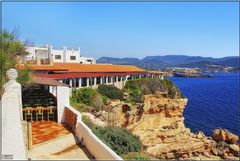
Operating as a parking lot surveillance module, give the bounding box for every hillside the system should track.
[97,57,140,65]
[97,55,239,69]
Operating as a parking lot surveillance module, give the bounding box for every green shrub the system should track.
[95,127,142,155]
[125,78,183,99]
[92,93,105,111]
[101,95,109,105]
[74,88,96,105]
[72,88,105,111]
[98,84,124,100]
[121,152,154,160]
[82,115,94,129]
[128,89,144,103]
[82,118,142,155]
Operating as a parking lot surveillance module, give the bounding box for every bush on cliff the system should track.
[70,97,93,112]
[121,152,154,160]
[97,84,124,100]
[82,117,142,155]
[125,78,183,99]
[127,89,144,103]
[72,88,107,111]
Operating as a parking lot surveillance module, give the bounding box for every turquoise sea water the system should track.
[169,73,240,136]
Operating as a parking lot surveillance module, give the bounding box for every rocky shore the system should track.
[93,93,239,160]
[173,72,213,78]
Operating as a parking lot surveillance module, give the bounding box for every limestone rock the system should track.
[203,151,210,157]
[211,128,239,144]
[181,154,188,159]
[195,131,205,139]
[81,112,107,127]
[106,94,239,160]
[165,152,174,159]
[211,148,218,156]
[229,144,240,157]
[204,140,216,149]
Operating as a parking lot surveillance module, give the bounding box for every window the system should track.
[70,56,76,60]
[55,55,61,59]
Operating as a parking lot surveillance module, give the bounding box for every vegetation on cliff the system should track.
[82,116,142,155]
[71,88,108,112]
[97,84,124,100]
[121,152,154,160]
[126,89,144,104]
[125,78,183,99]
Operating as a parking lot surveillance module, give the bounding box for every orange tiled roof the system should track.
[54,63,146,73]
[17,63,146,73]
[16,64,68,71]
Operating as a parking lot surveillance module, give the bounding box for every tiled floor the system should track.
[32,121,70,145]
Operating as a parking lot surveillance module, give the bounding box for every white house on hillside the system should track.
[25,45,96,64]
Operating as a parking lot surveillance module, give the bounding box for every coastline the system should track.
[170,73,240,137]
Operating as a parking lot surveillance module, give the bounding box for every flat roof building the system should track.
[25,45,96,64]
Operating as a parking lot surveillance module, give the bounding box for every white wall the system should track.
[64,106,123,160]
[1,78,27,159]
[51,49,64,62]
[79,57,96,64]
[56,86,70,123]
[75,121,123,160]
[25,45,95,64]
[25,47,35,60]
[65,49,81,63]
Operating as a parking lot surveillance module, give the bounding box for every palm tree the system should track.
[0,30,32,95]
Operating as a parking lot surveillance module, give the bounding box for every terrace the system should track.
[2,73,121,160]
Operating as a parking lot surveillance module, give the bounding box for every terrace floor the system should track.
[32,121,70,145]
[29,121,93,160]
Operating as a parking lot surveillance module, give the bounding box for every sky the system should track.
[2,2,239,59]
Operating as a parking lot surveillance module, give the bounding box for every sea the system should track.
[169,73,240,137]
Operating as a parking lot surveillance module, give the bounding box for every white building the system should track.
[25,45,96,64]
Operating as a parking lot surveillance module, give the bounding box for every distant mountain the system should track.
[97,55,239,69]
[218,57,240,67]
[178,61,223,68]
[141,55,190,65]
[97,57,140,65]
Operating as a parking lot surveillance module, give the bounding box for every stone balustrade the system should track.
[1,68,27,160]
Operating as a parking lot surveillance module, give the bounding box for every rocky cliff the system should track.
[106,94,239,160]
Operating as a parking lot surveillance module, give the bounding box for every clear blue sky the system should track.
[2,2,239,59]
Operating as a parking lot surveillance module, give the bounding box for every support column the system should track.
[94,77,97,86]
[120,76,124,89]
[69,79,73,87]
[73,78,76,89]
[111,77,113,84]
[100,77,103,84]
[78,78,82,87]
[86,78,89,87]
